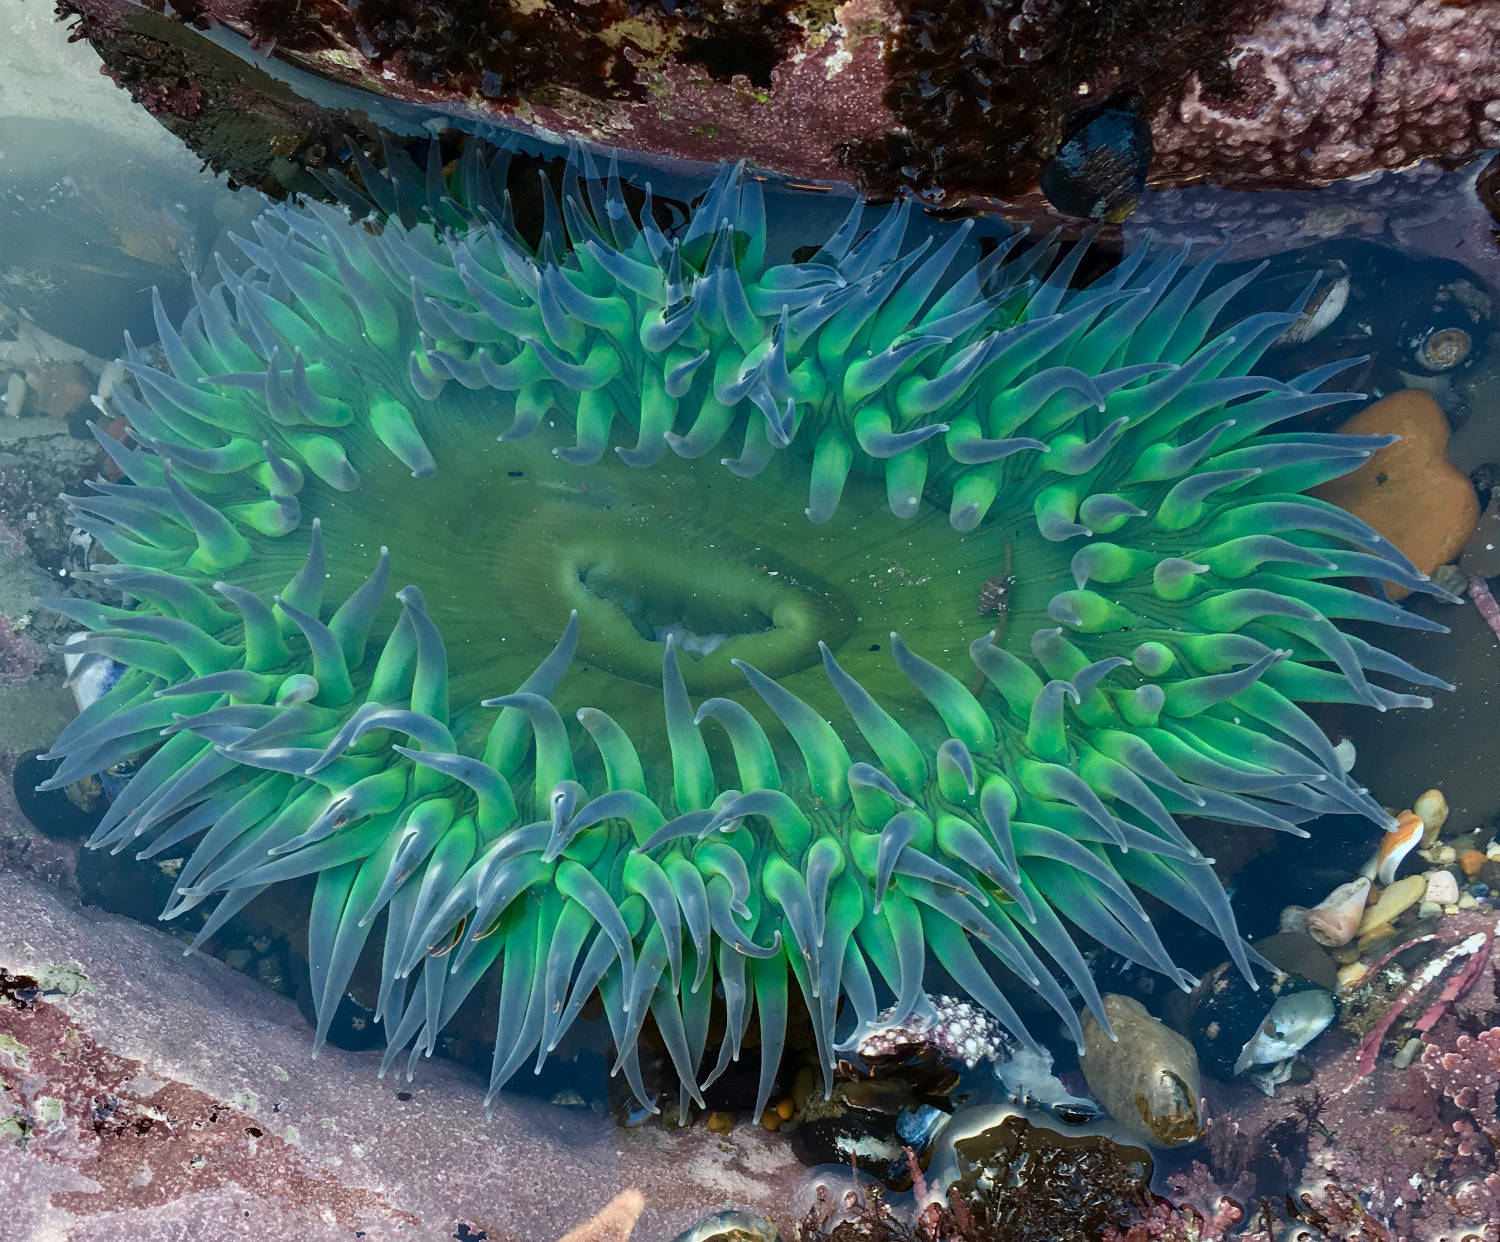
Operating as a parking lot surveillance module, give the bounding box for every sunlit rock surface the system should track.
[55,0,1500,206]
[0,824,805,1242]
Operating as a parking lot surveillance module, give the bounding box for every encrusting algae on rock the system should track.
[40,139,1453,1120]
[1313,389,1479,599]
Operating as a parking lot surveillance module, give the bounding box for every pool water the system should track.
[1,7,1498,1242]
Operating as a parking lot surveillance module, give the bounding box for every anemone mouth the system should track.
[564,545,828,687]
[580,563,766,658]
[47,141,1447,1124]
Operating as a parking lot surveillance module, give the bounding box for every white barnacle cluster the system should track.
[856,993,1007,1069]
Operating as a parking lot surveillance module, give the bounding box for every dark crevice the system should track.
[845,0,1271,203]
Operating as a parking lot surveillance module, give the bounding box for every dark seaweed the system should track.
[844,0,1268,202]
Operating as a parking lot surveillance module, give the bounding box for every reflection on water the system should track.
[1,8,1498,1242]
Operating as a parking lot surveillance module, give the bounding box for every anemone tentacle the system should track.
[52,140,1444,1121]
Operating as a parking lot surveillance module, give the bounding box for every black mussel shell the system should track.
[1040,102,1153,222]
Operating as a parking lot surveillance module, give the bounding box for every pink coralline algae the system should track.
[1101,1196,1246,1242]
[1418,1026,1500,1179]
[1307,917,1500,1240]
[1116,912,1500,1242]
[1152,0,1500,188]
[1347,925,1495,1085]
[0,612,46,685]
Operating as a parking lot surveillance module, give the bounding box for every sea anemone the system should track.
[46,143,1447,1120]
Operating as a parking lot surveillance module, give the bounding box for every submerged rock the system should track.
[1254,932,1340,993]
[1460,494,1500,577]
[669,1208,781,1242]
[1080,994,1203,1148]
[0,863,809,1239]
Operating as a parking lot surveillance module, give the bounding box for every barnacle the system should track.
[46,143,1447,1120]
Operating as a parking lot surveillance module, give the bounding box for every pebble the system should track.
[1393,1037,1425,1069]
[1469,882,1491,898]
[1459,849,1487,878]
[1435,844,1457,864]
[1357,922,1399,954]
[1414,789,1449,843]
[1459,892,1479,909]
[1417,900,1443,920]
[1313,391,1480,599]
[791,1066,815,1113]
[1337,962,1369,991]
[1359,873,1427,933]
[1423,869,1460,905]
[705,1111,734,1135]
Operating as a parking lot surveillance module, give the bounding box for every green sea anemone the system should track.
[48,144,1446,1120]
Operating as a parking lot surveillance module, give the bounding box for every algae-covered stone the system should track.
[1080,994,1203,1148]
[1313,389,1478,599]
